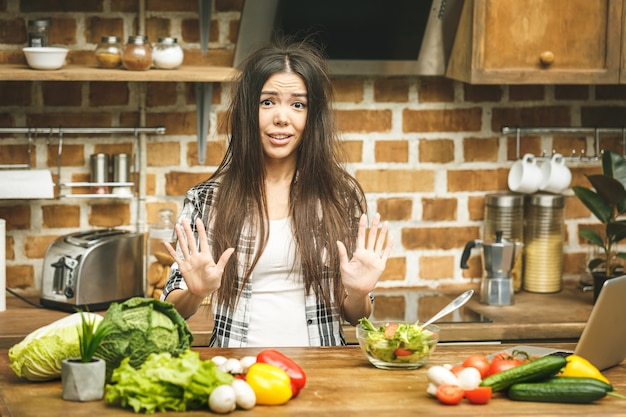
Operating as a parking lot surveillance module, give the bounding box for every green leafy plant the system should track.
[572,150,626,277]
[78,311,111,363]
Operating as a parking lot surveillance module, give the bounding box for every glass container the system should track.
[122,35,152,71]
[152,37,184,69]
[27,19,50,47]
[484,192,524,292]
[523,193,564,293]
[146,209,176,299]
[95,36,123,69]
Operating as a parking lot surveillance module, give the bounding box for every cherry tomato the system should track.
[462,354,490,379]
[384,323,398,339]
[464,386,492,404]
[394,347,412,357]
[436,384,464,405]
[449,365,465,377]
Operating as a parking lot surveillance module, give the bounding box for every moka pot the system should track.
[460,231,523,305]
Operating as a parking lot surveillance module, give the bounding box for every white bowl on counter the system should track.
[23,47,69,70]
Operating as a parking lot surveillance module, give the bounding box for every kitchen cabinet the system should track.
[445,0,623,84]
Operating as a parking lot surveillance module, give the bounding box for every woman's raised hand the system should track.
[163,217,235,298]
[336,213,393,296]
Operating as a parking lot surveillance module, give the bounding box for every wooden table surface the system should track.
[2,344,625,417]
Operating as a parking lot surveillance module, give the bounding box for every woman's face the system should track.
[258,72,308,164]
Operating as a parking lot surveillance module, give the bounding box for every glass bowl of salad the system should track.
[356,318,440,370]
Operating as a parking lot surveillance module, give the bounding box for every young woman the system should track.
[162,40,393,347]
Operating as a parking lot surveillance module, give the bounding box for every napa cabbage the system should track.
[8,312,103,381]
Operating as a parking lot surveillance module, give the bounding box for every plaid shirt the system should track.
[162,179,346,347]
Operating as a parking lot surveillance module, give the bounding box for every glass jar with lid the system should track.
[95,36,123,69]
[122,35,152,71]
[146,208,176,299]
[27,19,50,47]
[152,37,184,69]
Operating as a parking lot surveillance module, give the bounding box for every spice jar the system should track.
[27,19,50,47]
[122,36,152,71]
[152,37,184,69]
[95,36,123,68]
[89,153,110,194]
[146,209,176,300]
[523,193,564,293]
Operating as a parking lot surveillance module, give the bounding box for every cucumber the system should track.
[543,376,613,392]
[508,380,609,403]
[480,355,567,392]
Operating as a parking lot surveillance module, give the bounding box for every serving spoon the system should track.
[420,289,474,327]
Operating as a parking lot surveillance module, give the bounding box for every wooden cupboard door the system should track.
[446,0,622,84]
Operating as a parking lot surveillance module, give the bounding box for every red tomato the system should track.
[462,354,490,379]
[384,323,398,339]
[394,347,412,357]
[487,356,521,376]
[449,365,465,377]
[464,386,492,404]
[436,384,464,405]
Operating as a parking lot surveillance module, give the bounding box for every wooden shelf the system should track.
[0,64,238,82]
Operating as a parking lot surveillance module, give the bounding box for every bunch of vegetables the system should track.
[426,350,623,405]
[8,297,193,383]
[212,349,307,406]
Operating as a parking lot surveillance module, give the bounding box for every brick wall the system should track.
[1,0,626,296]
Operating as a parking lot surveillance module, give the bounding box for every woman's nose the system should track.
[274,106,289,125]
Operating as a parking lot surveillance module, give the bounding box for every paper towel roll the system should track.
[0,218,5,312]
[0,169,54,199]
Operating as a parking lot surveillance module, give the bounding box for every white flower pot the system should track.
[61,357,106,402]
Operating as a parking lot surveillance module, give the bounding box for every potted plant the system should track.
[572,150,626,302]
[61,311,110,401]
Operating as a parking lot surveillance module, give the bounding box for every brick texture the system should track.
[1,3,622,295]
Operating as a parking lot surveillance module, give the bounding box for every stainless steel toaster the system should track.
[40,228,144,312]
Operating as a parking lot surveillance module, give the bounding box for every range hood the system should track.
[234,0,464,76]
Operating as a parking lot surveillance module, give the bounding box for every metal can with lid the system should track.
[523,193,565,293]
[484,192,525,292]
[27,19,50,47]
[152,37,184,69]
[95,36,123,68]
[122,36,152,71]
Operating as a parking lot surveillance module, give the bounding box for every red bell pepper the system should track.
[256,349,306,397]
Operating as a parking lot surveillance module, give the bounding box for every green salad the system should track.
[358,318,438,363]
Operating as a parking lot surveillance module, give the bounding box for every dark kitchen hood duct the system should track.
[233,0,463,76]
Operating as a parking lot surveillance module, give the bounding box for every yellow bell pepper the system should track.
[246,363,293,405]
[558,354,610,384]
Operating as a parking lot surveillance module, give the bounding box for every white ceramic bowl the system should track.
[356,321,440,370]
[23,47,69,70]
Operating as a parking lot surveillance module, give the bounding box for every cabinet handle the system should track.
[539,51,554,67]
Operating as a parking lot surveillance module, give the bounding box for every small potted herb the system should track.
[61,311,111,401]
[572,150,626,301]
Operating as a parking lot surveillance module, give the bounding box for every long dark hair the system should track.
[210,39,366,311]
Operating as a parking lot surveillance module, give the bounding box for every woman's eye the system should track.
[293,102,306,109]
[260,98,273,106]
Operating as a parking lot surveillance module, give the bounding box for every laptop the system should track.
[499,274,626,371]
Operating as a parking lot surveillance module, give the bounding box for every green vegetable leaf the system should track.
[105,350,233,413]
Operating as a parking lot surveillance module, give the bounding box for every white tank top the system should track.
[247,217,309,346]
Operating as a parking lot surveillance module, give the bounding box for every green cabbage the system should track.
[8,312,103,381]
[95,297,193,382]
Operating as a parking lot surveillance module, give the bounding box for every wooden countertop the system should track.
[2,344,626,416]
[0,284,595,349]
